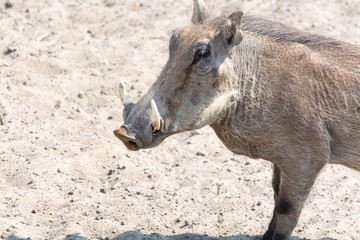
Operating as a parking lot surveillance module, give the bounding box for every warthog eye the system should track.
[194,48,211,63]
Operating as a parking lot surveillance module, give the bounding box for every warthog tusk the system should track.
[119,81,131,106]
[151,99,162,132]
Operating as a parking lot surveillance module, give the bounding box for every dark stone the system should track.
[4,48,16,55]
[5,2,13,9]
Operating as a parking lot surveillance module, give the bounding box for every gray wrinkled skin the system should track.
[114,0,360,239]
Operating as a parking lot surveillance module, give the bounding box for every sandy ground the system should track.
[0,0,359,239]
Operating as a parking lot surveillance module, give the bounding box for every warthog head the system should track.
[114,0,243,151]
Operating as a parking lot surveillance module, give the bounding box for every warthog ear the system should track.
[192,0,210,24]
[223,11,243,47]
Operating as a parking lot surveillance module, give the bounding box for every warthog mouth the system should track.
[115,82,173,150]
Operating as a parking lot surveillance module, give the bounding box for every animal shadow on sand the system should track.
[6,231,337,240]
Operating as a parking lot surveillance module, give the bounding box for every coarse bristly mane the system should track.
[240,15,358,51]
[233,15,360,72]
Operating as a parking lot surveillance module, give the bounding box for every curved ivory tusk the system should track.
[119,81,131,106]
[151,99,162,132]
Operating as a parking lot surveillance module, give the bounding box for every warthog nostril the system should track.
[128,140,138,148]
[113,128,143,151]
[123,138,142,151]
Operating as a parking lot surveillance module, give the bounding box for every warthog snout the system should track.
[113,127,143,151]
[114,81,167,150]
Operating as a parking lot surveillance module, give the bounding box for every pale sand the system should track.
[0,0,359,239]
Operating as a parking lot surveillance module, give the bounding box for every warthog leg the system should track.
[263,161,326,240]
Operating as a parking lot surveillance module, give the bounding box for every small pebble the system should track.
[4,48,16,55]
[5,2,13,9]
[196,151,206,157]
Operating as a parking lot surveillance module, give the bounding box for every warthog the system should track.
[114,0,360,239]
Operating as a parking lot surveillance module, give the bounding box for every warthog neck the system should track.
[230,31,266,110]
[215,30,271,126]
[209,33,269,158]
